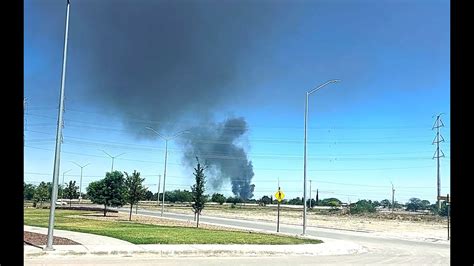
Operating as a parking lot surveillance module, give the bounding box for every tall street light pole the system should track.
[303,79,340,235]
[157,174,161,207]
[45,0,71,251]
[101,150,126,173]
[61,169,72,200]
[146,127,188,216]
[72,162,90,202]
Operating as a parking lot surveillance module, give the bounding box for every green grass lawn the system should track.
[24,209,322,245]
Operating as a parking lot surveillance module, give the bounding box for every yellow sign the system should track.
[275,190,285,202]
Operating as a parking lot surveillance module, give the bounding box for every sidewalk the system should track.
[24,225,367,257]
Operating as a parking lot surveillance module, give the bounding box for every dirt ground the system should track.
[24,231,80,246]
[138,205,449,242]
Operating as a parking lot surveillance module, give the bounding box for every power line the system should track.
[25,131,452,160]
[25,144,452,167]
[26,126,450,145]
[25,131,449,157]
[25,111,450,131]
[24,171,450,189]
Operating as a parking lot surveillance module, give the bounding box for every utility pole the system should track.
[45,0,71,251]
[72,162,90,202]
[316,189,319,206]
[432,114,445,209]
[146,127,188,217]
[162,140,168,216]
[309,180,312,209]
[303,79,341,235]
[447,193,450,240]
[157,174,161,207]
[391,182,395,213]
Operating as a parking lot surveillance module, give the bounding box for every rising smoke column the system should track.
[178,117,255,200]
[56,0,283,138]
[28,1,278,198]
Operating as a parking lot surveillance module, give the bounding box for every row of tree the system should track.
[87,170,146,220]
[85,158,207,226]
[24,181,80,207]
[255,195,448,216]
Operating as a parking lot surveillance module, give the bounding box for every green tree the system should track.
[63,180,79,207]
[393,201,403,209]
[211,193,227,205]
[380,199,391,208]
[33,182,49,208]
[372,201,381,207]
[167,189,194,203]
[306,198,316,208]
[319,198,342,207]
[47,182,63,202]
[226,196,242,205]
[124,170,147,221]
[87,171,127,216]
[429,201,449,216]
[144,190,154,201]
[405,198,422,212]
[437,201,449,216]
[191,157,206,228]
[420,200,431,210]
[350,200,376,214]
[24,182,36,200]
[288,197,304,205]
[260,195,272,206]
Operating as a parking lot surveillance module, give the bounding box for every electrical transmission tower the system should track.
[432,114,445,209]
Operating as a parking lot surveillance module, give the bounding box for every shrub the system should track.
[350,200,376,214]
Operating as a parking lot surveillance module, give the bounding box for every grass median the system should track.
[24,209,322,245]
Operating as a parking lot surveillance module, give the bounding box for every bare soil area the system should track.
[24,231,80,246]
[141,205,449,241]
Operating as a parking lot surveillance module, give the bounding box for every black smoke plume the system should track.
[27,1,281,198]
[62,0,282,137]
[179,117,255,199]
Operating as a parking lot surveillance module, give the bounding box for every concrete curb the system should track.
[25,242,367,258]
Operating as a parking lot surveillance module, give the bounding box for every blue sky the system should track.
[24,0,450,204]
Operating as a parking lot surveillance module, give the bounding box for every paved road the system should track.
[120,207,450,265]
[23,253,448,265]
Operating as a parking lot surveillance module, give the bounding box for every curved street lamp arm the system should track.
[71,161,90,168]
[101,149,113,158]
[307,79,341,95]
[71,161,82,168]
[115,152,126,158]
[145,127,166,140]
[170,130,190,140]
